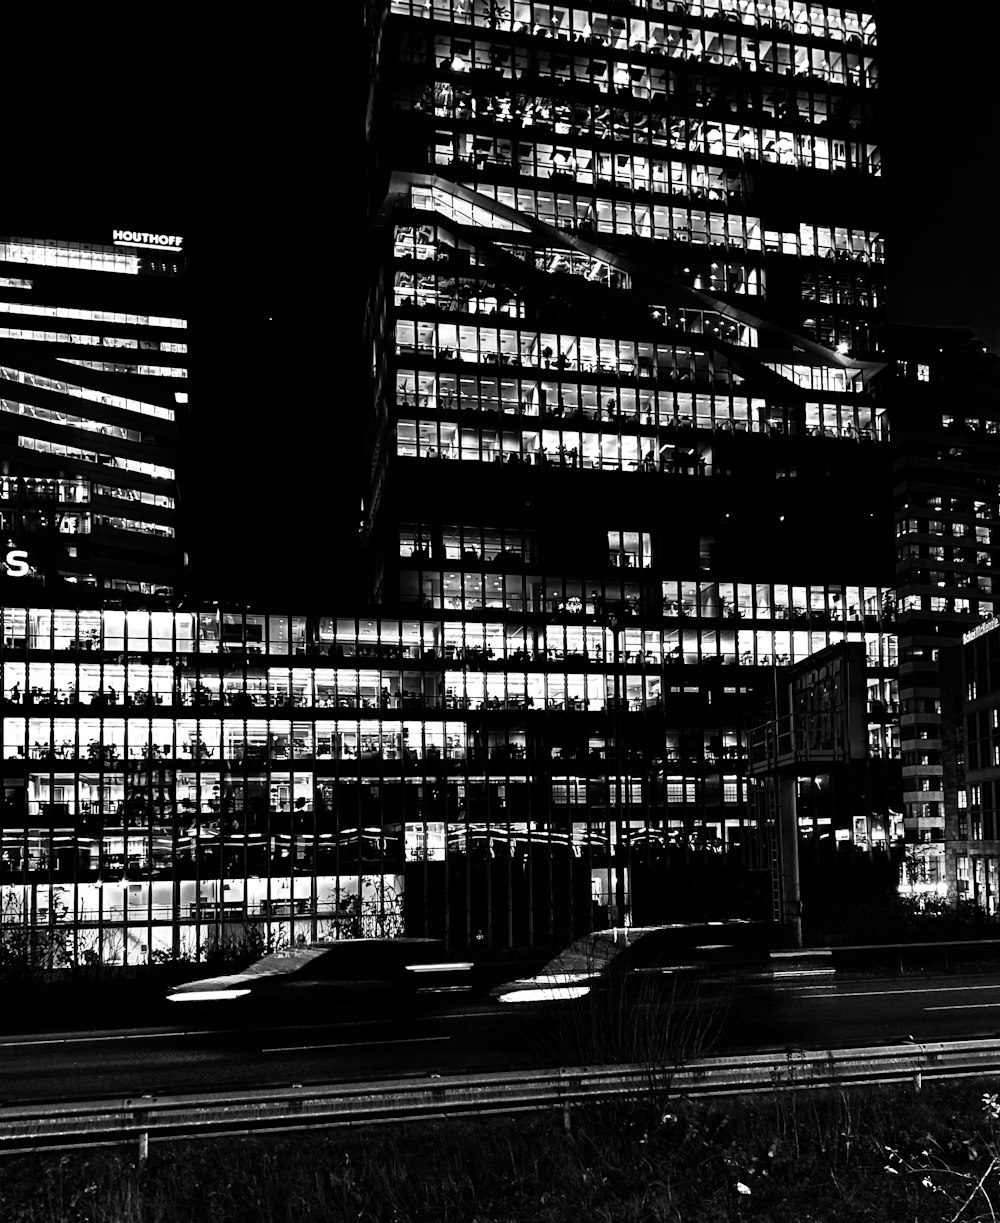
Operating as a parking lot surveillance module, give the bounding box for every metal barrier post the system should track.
[559,1069,573,1133]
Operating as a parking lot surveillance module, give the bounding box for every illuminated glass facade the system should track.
[0,233,186,599]
[887,334,1000,898]
[4,4,997,964]
[0,598,897,960]
[360,0,903,940]
[960,617,1000,913]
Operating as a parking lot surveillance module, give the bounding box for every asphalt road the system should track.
[3,971,1000,1105]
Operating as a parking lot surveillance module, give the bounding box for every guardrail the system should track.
[828,939,1000,974]
[3,1038,1000,1161]
[766,940,1000,981]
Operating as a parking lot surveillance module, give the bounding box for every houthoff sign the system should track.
[112,231,183,252]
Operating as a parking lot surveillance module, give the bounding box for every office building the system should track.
[961,614,1000,913]
[0,592,890,961]
[0,230,187,600]
[1,4,996,964]
[364,0,901,933]
[887,331,1000,901]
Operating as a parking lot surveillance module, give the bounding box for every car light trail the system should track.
[405,962,474,973]
[498,985,591,1003]
[261,1036,451,1054]
[167,989,252,1002]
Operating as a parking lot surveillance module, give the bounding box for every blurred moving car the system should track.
[490,922,775,1007]
[166,938,474,1019]
[488,922,777,1062]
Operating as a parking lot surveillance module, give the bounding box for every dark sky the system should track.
[877,9,1000,354]
[7,14,1000,602]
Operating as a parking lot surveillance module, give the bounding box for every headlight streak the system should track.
[404,962,474,973]
[167,989,252,1003]
[498,985,591,1003]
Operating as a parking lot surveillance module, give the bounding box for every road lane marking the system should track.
[812,984,1000,1001]
[0,1031,216,1048]
[925,1003,1000,1011]
[773,969,837,978]
[262,1036,451,1054]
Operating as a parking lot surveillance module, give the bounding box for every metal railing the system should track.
[3,1038,1000,1161]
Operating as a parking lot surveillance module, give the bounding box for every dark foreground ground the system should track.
[3,1079,1000,1222]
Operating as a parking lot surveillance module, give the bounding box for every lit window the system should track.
[607,530,652,568]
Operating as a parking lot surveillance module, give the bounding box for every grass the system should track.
[3,1079,1000,1221]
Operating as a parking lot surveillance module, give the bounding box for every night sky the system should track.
[877,9,1000,355]
[6,14,1000,604]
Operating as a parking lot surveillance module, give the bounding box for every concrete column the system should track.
[779,775,802,948]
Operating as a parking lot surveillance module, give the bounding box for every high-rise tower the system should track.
[364,0,899,927]
[0,230,187,600]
